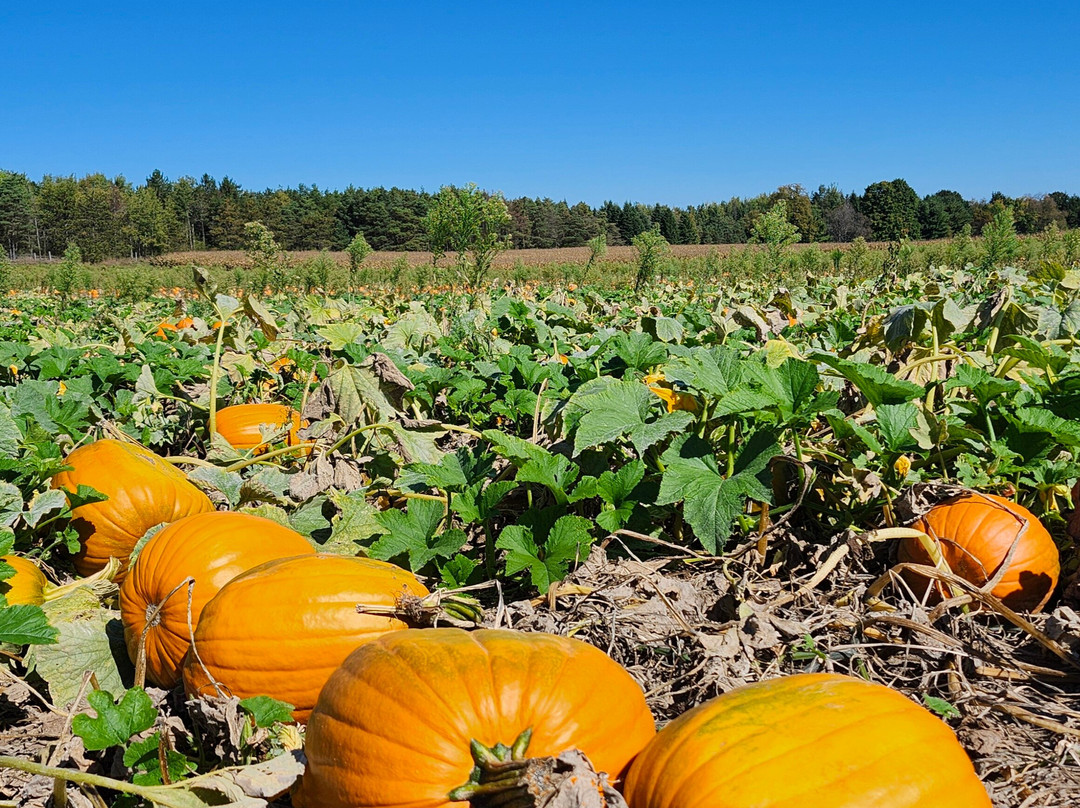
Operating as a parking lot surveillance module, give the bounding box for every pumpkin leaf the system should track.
[943,364,1019,405]
[0,603,57,645]
[875,403,922,453]
[0,481,24,527]
[812,354,925,407]
[71,687,157,751]
[0,528,14,561]
[497,514,593,593]
[238,695,295,728]
[516,453,580,507]
[439,554,481,588]
[27,596,130,707]
[124,732,198,786]
[371,498,463,572]
[325,490,385,552]
[657,432,778,554]
[450,480,517,525]
[482,429,551,465]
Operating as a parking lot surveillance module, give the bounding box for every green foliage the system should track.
[45,243,85,307]
[304,248,336,292]
[244,220,289,293]
[751,199,801,267]
[72,688,157,751]
[631,225,670,292]
[859,178,922,240]
[981,205,1021,269]
[345,232,372,287]
[238,695,296,727]
[424,184,512,287]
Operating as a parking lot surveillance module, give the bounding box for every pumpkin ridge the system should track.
[665,697,898,806]
[317,703,460,766]
[678,703,936,807]
[782,716,978,807]
[643,677,823,803]
[965,502,1018,578]
[510,633,577,745]
[382,639,482,747]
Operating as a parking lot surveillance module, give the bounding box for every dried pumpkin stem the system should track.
[355,590,484,628]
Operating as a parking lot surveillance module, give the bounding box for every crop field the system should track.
[1,241,1079,806]
[148,242,913,270]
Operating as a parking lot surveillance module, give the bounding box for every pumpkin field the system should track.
[1,253,1079,807]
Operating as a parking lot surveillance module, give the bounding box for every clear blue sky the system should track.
[3,1,1078,205]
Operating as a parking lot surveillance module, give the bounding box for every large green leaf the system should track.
[657,432,778,553]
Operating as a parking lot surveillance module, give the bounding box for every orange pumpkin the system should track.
[214,403,308,453]
[294,628,656,808]
[154,321,177,339]
[897,493,1060,612]
[1,555,48,606]
[623,673,989,808]
[119,512,316,688]
[176,316,195,329]
[182,554,429,722]
[51,440,215,578]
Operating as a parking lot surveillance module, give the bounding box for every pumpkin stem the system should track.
[42,557,120,602]
[355,590,484,628]
[448,737,626,808]
[135,576,194,690]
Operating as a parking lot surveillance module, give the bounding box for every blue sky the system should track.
[3,1,1078,204]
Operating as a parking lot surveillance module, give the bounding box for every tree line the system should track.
[0,168,1077,262]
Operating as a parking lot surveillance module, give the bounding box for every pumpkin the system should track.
[294,628,656,808]
[1,555,48,606]
[897,493,1059,612]
[214,403,308,453]
[51,440,215,578]
[623,673,989,808]
[154,321,177,339]
[182,554,429,722]
[119,511,316,688]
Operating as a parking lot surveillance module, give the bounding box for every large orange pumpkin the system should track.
[51,440,215,578]
[1,555,47,606]
[119,511,316,688]
[214,403,307,453]
[623,673,990,808]
[294,628,656,808]
[897,493,1059,612]
[182,554,429,721]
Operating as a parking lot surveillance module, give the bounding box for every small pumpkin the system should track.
[175,316,195,330]
[214,403,308,454]
[623,673,990,808]
[897,493,1059,612]
[294,628,656,808]
[182,554,429,722]
[119,511,316,688]
[1,555,48,605]
[51,439,215,578]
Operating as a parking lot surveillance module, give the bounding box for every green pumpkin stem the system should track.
[449,728,538,806]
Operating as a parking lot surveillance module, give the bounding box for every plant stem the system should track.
[206,314,228,440]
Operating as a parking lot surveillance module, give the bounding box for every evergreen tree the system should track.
[0,171,34,257]
[859,179,922,240]
[619,202,651,243]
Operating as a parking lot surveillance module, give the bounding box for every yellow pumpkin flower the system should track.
[57,381,67,397]
[8,364,18,376]
[644,370,698,413]
[894,455,912,478]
